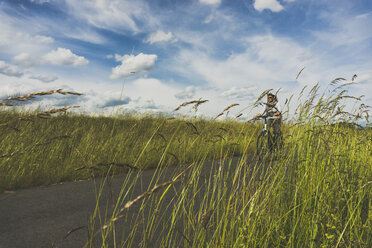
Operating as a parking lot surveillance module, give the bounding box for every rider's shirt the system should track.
[263,101,281,117]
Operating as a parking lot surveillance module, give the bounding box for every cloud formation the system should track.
[110,53,157,79]
[0,61,23,77]
[64,0,158,33]
[253,0,284,12]
[200,0,222,6]
[175,86,198,100]
[145,30,177,44]
[29,74,58,83]
[12,53,40,67]
[42,48,89,67]
[220,87,257,100]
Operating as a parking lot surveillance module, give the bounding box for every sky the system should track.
[0,0,371,119]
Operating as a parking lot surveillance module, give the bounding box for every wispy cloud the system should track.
[145,30,178,44]
[64,0,159,33]
[199,0,222,6]
[220,87,257,100]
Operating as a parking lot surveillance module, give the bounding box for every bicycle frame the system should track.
[259,116,280,137]
[256,115,281,159]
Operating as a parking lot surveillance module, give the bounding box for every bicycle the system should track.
[254,115,283,161]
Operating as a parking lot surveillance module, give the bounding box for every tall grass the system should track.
[84,81,371,247]
[0,81,370,247]
[0,97,258,191]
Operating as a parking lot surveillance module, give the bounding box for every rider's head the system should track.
[267,93,276,103]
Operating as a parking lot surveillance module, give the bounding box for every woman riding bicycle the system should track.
[253,93,282,137]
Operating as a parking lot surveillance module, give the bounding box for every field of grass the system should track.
[1,83,371,247]
[0,101,258,191]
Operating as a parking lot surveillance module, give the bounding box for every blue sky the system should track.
[0,0,371,118]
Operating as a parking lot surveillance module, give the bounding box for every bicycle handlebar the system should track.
[256,115,281,120]
[247,115,280,123]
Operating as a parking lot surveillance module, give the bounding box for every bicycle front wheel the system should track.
[256,131,269,161]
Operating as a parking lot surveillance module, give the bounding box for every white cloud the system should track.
[173,34,316,89]
[110,53,157,79]
[125,78,180,111]
[12,53,40,67]
[42,48,89,67]
[253,0,284,12]
[200,0,222,6]
[0,16,55,57]
[0,60,58,83]
[175,86,199,100]
[145,30,177,44]
[29,74,58,83]
[0,61,23,77]
[220,87,257,100]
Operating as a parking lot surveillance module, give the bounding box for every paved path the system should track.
[0,156,254,248]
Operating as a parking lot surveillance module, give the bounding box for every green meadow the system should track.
[0,84,371,247]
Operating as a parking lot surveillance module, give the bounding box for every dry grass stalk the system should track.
[352,74,357,82]
[296,67,305,80]
[234,113,243,119]
[200,209,214,230]
[2,124,20,132]
[63,226,86,240]
[330,77,346,85]
[19,106,80,120]
[219,127,227,132]
[101,163,194,230]
[74,165,99,171]
[186,122,199,134]
[223,103,239,112]
[0,89,83,103]
[274,88,282,97]
[214,103,239,120]
[299,85,308,99]
[193,99,208,112]
[0,135,71,159]
[175,227,191,245]
[37,106,80,118]
[1,102,12,106]
[96,162,138,170]
[174,99,208,112]
[254,89,273,105]
[167,152,180,164]
[156,133,167,142]
[214,112,224,120]
[102,179,182,229]
[0,150,23,158]
[213,134,225,141]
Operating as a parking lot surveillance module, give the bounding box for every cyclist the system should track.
[253,93,282,138]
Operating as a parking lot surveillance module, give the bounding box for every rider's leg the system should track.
[272,118,282,147]
[273,118,281,136]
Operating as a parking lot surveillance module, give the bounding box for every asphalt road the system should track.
[0,156,254,248]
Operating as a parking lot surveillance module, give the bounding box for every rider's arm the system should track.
[273,104,282,116]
